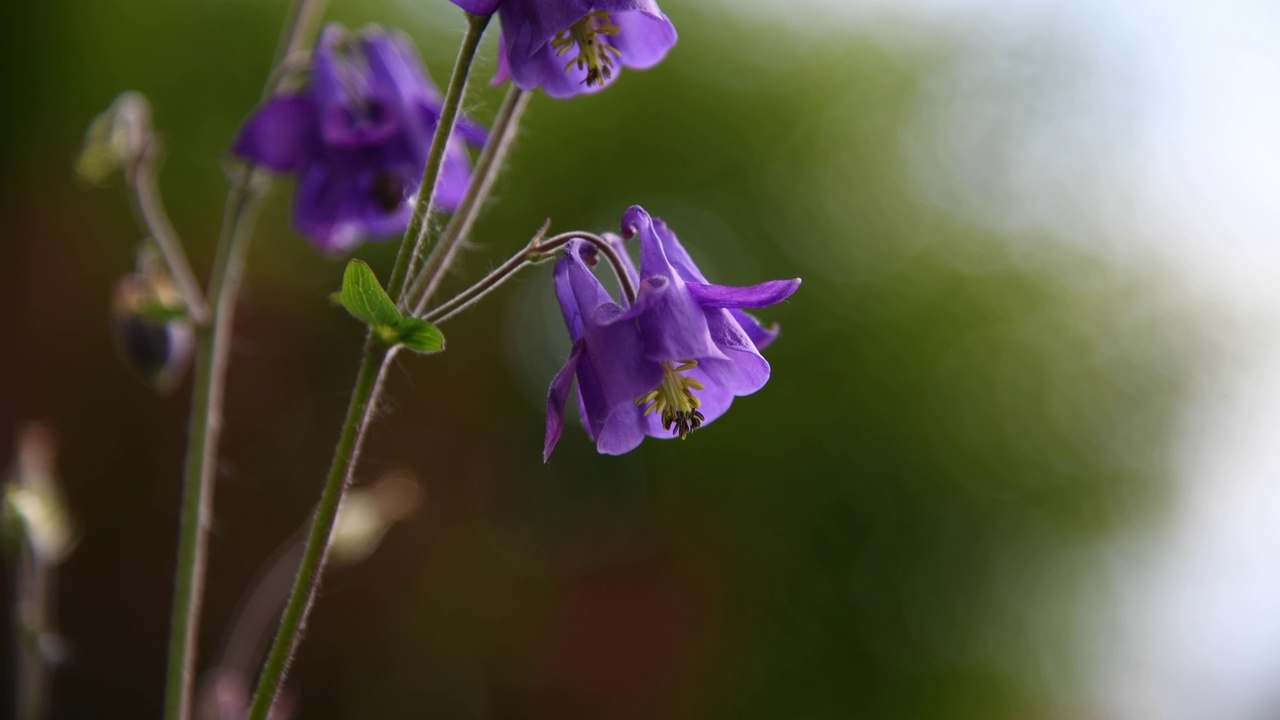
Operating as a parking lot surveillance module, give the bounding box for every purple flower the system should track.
[233,24,487,254]
[544,206,800,460]
[449,0,677,99]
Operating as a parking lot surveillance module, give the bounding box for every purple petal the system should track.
[554,250,585,342]
[686,279,800,309]
[730,308,781,350]
[448,0,502,15]
[292,160,368,254]
[544,341,583,462]
[232,94,318,172]
[610,9,677,70]
[625,207,726,362]
[595,401,651,455]
[498,0,595,65]
[701,308,771,396]
[565,242,663,404]
[312,26,400,147]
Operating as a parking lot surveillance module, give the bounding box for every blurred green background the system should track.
[0,0,1205,718]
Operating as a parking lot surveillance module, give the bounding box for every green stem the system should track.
[390,11,492,303]
[162,3,328,719]
[244,342,393,720]
[407,86,532,315]
[244,13,490,719]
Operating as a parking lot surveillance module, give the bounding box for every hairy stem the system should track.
[161,2,329,719]
[389,12,492,302]
[244,13,490,719]
[408,86,532,315]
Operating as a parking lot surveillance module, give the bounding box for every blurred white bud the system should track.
[329,470,422,567]
[4,424,74,563]
[76,91,152,184]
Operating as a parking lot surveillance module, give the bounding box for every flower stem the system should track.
[389,11,492,303]
[128,142,209,325]
[243,13,490,719]
[244,341,395,720]
[161,3,328,719]
[421,229,638,326]
[407,86,532,315]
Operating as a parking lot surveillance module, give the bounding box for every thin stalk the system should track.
[388,12,492,302]
[13,540,56,720]
[407,86,531,314]
[244,14,490,718]
[162,2,329,719]
[243,343,393,720]
[422,229,638,326]
[128,143,209,324]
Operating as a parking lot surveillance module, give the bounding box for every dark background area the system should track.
[0,0,1199,717]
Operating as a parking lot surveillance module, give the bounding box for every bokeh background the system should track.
[2,0,1279,717]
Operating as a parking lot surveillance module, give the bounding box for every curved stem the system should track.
[407,86,531,315]
[422,229,638,326]
[128,143,209,325]
[388,11,491,302]
[162,2,328,719]
[244,13,490,719]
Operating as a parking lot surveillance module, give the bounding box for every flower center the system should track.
[636,360,706,440]
[552,11,623,87]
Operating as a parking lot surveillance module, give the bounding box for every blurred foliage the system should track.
[0,0,1195,718]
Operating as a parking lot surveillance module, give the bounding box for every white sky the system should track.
[730,0,1280,717]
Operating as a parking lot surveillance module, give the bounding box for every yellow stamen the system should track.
[634,360,706,439]
[551,11,622,87]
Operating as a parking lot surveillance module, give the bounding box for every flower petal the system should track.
[544,340,584,462]
[232,94,317,172]
[609,9,677,70]
[564,243,664,404]
[624,206,726,362]
[729,308,781,350]
[686,279,800,309]
[447,0,502,15]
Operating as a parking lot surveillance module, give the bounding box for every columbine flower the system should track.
[448,0,677,99]
[544,206,800,459]
[233,24,487,253]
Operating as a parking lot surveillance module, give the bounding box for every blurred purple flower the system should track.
[545,206,800,460]
[233,24,487,254]
[448,0,677,98]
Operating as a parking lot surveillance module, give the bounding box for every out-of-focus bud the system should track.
[111,246,194,393]
[329,470,422,567]
[3,424,74,564]
[76,91,152,185]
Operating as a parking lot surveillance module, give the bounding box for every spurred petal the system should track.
[564,242,663,404]
[232,94,318,172]
[686,279,800,309]
[625,206,725,362]
[730,309,780,350]
[311,26,400,147]
[544,341,583,462]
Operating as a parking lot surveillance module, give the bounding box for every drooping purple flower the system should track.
[544,206,800,459]
[448,0,677,99]
[233,24,487,254]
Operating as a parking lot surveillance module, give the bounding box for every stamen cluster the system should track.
[636,360,706,439]
[551,11,622,87]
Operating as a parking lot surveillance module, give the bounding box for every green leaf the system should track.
[338,260,401,328]
[393,317,445,354]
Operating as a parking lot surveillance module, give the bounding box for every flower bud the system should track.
[110,248,194,393]
[76,91,151,184]
[3,424,74,564]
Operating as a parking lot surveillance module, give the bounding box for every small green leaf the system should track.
[339,260,401,328]
[393,317,445,354]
